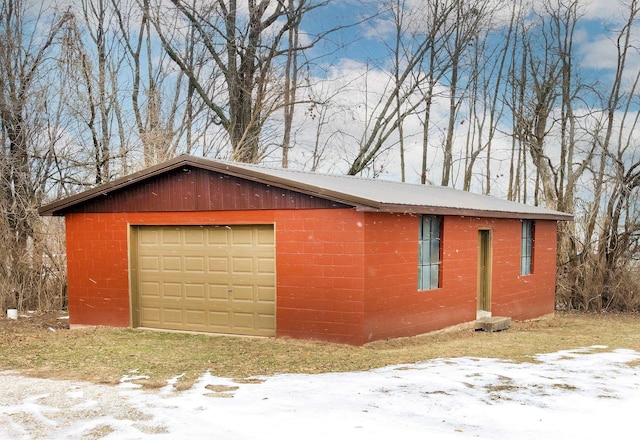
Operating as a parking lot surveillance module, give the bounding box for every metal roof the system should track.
[39,154,573,221]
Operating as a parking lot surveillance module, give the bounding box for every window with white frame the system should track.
[419,215,442,290]
[521,220,534,275]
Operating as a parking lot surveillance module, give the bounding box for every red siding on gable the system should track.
[64,167,348,213]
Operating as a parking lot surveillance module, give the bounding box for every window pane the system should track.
[430,239,440,262]
[432,217,440,238]
[420,266,430,290]
[521,256,531,275]
[430,265,439,289]
[418,215,442,290]
[520,220,533,275]
[422,217,431,238]
[420,241,429,262]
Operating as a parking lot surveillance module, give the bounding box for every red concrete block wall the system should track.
[65,213,131,327]
[490,219,557,319]
[361,215,558,342]
[275,209,366,344]
[363,214,478,342]
[65,209,368,344]
[65,208,558,345]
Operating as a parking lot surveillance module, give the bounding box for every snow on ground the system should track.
[1,345,639,439]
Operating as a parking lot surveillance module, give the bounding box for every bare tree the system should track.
[148,0,331,164]
[0,0,71,310]
[413,1,456,184]
[439,1,489,187]
[346,1,452,177]
[590,0,640,310]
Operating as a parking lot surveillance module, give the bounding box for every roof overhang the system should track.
[39,155,574,221]
[38,156,380,216]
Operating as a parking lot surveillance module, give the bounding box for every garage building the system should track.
[39,155,572,345]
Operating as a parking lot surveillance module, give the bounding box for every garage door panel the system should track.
[253,303,276,316]
[162,282,182,297]
[257,228,275,245]
[231,285,254,301]
[185,309,206,325]
[209,311,231,326]
[139,229,159,244]
[135,225,275,336]
[185,283,205,299]
[208,257,229,273]
[185,256,205,272]
[232,313,254,329]
[140,255,160,271]
[163,308,183,325]
[257,258,275,274]
[184,228,205,244]
[231,228,253,245]
[231,257,254,273]
[140,281,160,298]
[141,307,160,324]
[208,284,230,300]
[207,228,229,244]
[160,229,181,245]
[256,286,275,302]
[257,315,275,330]
[161,256,181,271]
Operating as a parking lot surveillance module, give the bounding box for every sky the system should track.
[274,0,640,193]
[20,0,640,200]
[1,345,639,439]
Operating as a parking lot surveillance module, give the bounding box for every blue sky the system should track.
[279,0,640,190]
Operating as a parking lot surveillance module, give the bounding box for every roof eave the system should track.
[38,154,574,222]
[366,204,574,221]
[39,157,192,216]
[38,155,382,216]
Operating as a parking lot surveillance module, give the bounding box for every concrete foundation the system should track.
[474,316,512,332]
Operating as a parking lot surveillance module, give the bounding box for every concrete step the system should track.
[474,316,511,332]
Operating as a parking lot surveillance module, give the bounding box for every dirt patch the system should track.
[0,310,69,343]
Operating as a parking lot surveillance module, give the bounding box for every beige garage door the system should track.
[131,225,275,336]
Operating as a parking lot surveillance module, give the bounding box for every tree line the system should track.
[1,0,639,312]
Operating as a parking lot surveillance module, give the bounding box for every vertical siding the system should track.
[66,167,347,213]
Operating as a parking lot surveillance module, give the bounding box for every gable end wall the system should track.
[63,167,349,213]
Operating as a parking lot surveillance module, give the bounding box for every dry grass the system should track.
[1,312,639,389]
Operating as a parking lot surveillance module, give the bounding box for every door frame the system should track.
[477,229,493,318]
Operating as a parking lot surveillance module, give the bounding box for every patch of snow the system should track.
[1,346,639,439]
[118,375,150,389]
